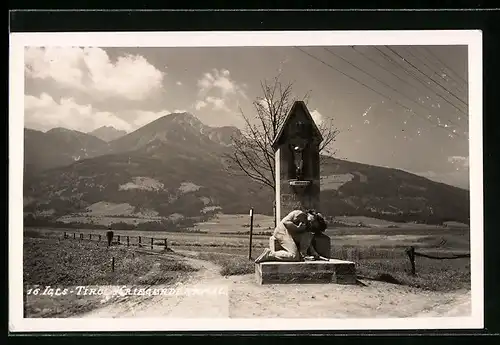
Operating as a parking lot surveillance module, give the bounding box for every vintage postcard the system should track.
[9,30,483,332]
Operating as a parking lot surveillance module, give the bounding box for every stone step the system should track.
[255,260,356,285]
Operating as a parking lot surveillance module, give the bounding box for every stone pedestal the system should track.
[255,260,356,285]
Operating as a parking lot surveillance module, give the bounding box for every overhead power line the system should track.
[401,47,468,105]
[403,46,467,96]
[423,46,468,86]
[413,46,468,94]
[385,46,468,110]
[295,47,466,139]
[374,46,468,117]
[324,47,463,130]
[350,46,466,128]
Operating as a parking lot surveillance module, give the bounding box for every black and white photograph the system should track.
[9,31,483,331]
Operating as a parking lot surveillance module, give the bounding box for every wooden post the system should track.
[127,236,130,247]
[106,230,114,247]
[164,238,167,250]
[89,234,92,240]
[99,234,102,242]
[73,233,76,239]
[248,208,254,260]
[117,235,120,244]
[80,233,83,240]
[111,257,115,272]
[151,237,153,249]
[138,236,141,247]
[64,231,67,239]
[406,246,416,275]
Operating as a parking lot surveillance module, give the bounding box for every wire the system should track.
[413,46,467,93]
[386,46,468,109]
[403,47,468,105]
[325,47,463,130]
[423,46,468,85]
[351,46,467,128]
[374,46,468,116]
[294,47,466,139]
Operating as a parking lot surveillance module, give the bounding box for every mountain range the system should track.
[23,112,470,227]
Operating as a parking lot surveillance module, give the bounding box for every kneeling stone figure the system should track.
[255,209,329,263]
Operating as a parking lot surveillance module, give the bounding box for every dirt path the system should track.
[81,251,471,319]
[81,252,230,318]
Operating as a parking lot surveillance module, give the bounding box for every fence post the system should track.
[64,231,67,239]
[248,208,254,260]
[151,237,153,249]
[89,234,92,240]
[73,233,76,239]
[127,236,130,247]
[99,234,102,242]
[117,235,120,244]
[164,238,167,250]
[80,233,83,240]
[406,246,416,275]
[111,257,115,272]
[106,230,114,247]
[139,236,141,247]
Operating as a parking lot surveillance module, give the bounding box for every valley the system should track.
[23,112,470,229]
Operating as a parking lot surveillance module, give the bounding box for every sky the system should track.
[23,45,470,189]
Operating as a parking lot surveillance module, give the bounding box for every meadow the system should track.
[24,213,471,294]
[23,234,197,317]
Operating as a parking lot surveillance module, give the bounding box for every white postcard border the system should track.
[9,30,483,332]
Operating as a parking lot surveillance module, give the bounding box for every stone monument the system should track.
[255,101,356,285]
[272,100,330,258]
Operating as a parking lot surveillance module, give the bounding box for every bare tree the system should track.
[225,74,339,193]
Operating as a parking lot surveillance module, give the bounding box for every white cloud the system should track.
[205,96,231,112]
[132,110,171,128]
[197,68,247,98]
[194,100,207,110]
[176,81,182,86]
[25,47,164,101]
[193,68,247,117]
[310,109,323,126]
[24,93,133,133]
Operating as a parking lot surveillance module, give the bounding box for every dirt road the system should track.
[81,251,471,318]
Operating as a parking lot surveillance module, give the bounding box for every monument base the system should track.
[255,260,356,285]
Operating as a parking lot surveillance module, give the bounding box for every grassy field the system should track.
[23,233,198,317]
[24,212,471,294]
[179,246,470,292]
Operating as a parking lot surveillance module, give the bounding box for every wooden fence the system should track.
[62,231,168,250]
[405,246,470,275]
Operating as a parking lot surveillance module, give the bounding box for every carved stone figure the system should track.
[291,143,305,179]
[254,210,329,263]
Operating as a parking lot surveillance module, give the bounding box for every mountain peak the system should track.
[167,111,200,123]
[89,126,127,142]
[47,127,75,134]
[92,125,117,131]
